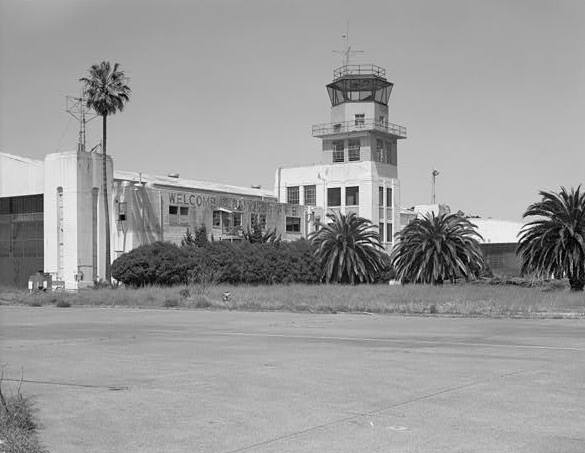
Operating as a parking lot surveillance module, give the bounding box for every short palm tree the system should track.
[391,213,485,285]
[309,211,386,284]
[517,186,585,291]
[80,61,131,284]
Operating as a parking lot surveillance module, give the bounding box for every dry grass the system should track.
[3,282,584,318]
[0,381,48,453]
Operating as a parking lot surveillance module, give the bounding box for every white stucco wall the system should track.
[43,151,112,289]
[276,162,400,246]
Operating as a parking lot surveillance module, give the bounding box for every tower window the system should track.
[354,114,365,126]
[385,141,393,164]
[287,186,299,205]
[345,186,359,206]
[327,188,341,207]
[379,223,384,242]
[379,187,384,207]
[376,139,385,163]
[348,139,360,161]
[304,185,316,206]
[387,188,393,207]
[332,141,344,163]
[387,223,393,242]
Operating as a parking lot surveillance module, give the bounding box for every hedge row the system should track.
[111,240,322,287]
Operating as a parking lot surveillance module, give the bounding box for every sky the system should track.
[1,0,584,221]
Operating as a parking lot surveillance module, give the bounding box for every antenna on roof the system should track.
[66,89,97,153]
[333,20,364,66]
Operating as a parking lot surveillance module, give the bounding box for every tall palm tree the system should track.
[391,213,485,285]
[80,61,131,284]
[517,186,585,291]
[309,211,386,284]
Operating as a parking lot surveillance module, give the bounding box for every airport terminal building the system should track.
[0,63,522,288]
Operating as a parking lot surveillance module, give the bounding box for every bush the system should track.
[112,241,193,287]
[112,238,394,287]
[55,300,71,308]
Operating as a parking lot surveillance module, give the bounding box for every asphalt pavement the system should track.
[1,306,584,452]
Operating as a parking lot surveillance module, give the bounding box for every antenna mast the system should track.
[333,20,364,66]
[66,90,97,153]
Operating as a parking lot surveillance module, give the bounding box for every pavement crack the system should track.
[3,377,128,391]
[221,368,531,453]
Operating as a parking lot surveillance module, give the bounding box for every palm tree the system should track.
[80,61,131,284]
[391,213,485,285]
[517,186,585,291]
[309,211,386,284]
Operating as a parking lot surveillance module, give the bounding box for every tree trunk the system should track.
[102,115,111,284]
[568,273,584,291]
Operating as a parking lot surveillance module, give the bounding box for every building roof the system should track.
[114,170,275,199]
[0,152,43,166]
[471,218,524,244]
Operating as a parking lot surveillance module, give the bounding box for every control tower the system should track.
[276,63,406,248]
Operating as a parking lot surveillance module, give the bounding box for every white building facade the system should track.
[275,64,406,248]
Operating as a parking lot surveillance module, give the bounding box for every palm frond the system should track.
[390,212,485,285]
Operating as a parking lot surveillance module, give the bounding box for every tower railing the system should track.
[333,64,386,79]
[311,118,407,138]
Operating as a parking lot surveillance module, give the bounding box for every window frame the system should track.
[303,185,316,206]
[327,187,341,207]
[345,186,359,206]
[286,186,300,205]
[285,216,301,233]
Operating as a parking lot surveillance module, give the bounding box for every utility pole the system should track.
[431,169,439,204]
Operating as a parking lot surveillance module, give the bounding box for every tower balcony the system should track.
[333,64,386,80]
[312,118,407,139]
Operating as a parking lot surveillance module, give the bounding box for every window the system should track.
[355,114,365,126]
[117,202,127,221]
[345,186,359,206]
[386,223,393,242]
[304,185,316,206]
[378,115,385,126]
[332,141,344,163]
[379,187,384,206]
[376,139,385,163]
[287,186,299,205]
[327,188,341,207]
[379,223,384,242]
[233,212,242,228]
[169,205,188,225]
[386,188,393,207]
[348,139,360,161]
[385,141,392,164]
[286,216,301,233]
[212,210,221,227]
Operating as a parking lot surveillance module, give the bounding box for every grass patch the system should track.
[3,281,584,318]
[0,381,48,453]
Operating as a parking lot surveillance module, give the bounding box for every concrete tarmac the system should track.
[1,306,584,452]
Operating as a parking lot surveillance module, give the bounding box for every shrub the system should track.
[112,241,193,287]
[113,239,322,286]
[55,300,71,308]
